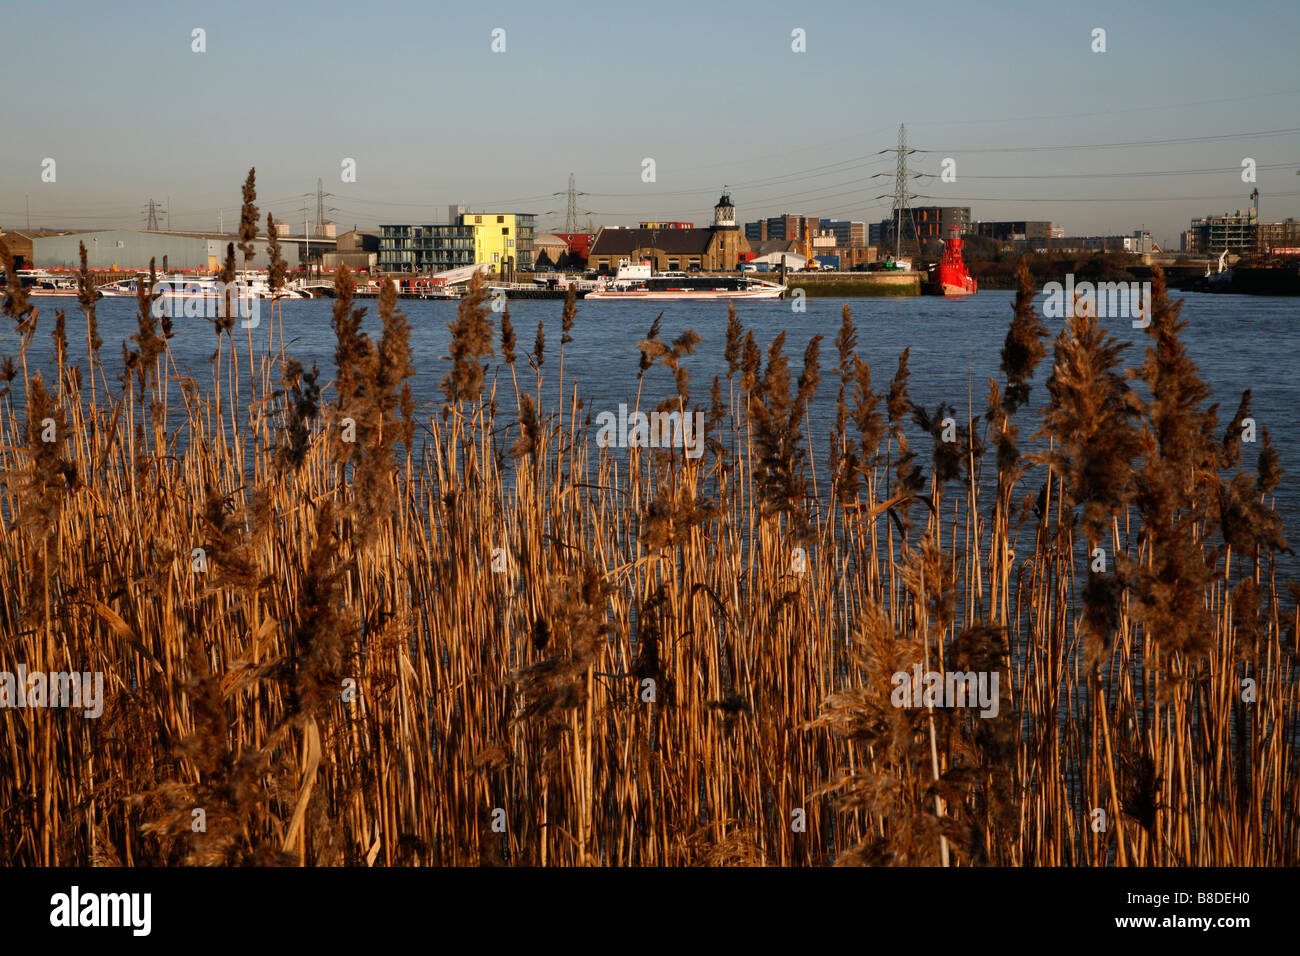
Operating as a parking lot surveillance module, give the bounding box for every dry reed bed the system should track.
[0,171,1296,866]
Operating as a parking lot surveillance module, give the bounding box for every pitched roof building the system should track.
[587,191,749,272]
[29,229,336,271]
[0,229,77,269]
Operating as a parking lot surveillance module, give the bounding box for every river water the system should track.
[7,290,1299,560]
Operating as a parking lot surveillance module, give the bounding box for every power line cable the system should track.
[917,127,1300,154]
[916,162,1300,180]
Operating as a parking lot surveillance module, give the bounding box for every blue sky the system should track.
[2,0,1297,248]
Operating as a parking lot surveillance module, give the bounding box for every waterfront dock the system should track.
[777,270,923,297]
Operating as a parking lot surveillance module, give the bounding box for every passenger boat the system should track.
[420,287,463,300]
[97,273,307,299]
[353,277,463,300]
[584,259,785,300]
[531,274,601,293]
[95,277,141,297]
[408,277,464,300]
[14,270,97,298]
[927,227,977,296]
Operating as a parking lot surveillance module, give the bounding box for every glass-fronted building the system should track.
[378,224,476,273]
[379,212,538,273]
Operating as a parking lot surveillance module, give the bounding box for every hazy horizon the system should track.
[2,0,1297,250]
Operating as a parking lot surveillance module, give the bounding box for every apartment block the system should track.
[820,219,867,247]
[377,211,537,273]
[1187,209,1258,255]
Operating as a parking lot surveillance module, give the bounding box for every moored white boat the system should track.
[584,259,785,301]
[97,273,307,299]
[14,270,95,298]
[532,274,601,293]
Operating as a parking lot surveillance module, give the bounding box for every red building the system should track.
[555,232,596,264]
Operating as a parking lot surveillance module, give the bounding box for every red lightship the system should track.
[928,226,977,296]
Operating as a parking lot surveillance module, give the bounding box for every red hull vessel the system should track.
[929,227,977,296]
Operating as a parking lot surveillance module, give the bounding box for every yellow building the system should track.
[459,212,537,272]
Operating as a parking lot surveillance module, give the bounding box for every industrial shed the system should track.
[33,230,296,272]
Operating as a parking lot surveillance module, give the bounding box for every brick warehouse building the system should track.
[588,191,749,273]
